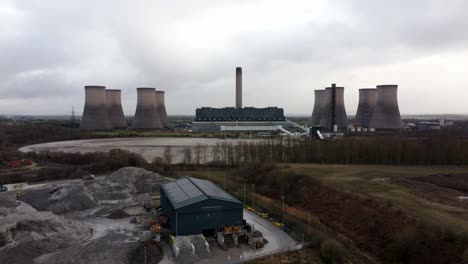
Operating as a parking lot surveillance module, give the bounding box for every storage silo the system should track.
[133,87,162,129]
[80,86,112,130]
[155,90,170,127]
[311,90,325,126]
[354,88,377,128]
[106,89,127,129]
[369,85,402,130]
[319,84,348,130]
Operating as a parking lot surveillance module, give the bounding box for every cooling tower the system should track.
[369,85,402,130]
[105,89,127,129]
[133,87,162,129]
[355,88,377,128]
[236,67,242,109]
[319,84,348,130]
[311,90,325,126]
[155,90,170,127]
[80,86,112,130]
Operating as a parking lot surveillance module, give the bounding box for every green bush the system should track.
[320,239,344,264]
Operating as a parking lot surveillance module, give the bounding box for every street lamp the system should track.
[252,184,255,210]
[282,195,285,225]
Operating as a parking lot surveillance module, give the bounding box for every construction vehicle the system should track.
[0,184,7,192]
[244,224,264,249]
[81,174,95,181]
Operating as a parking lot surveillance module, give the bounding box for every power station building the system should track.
[192,67,306,134]
[160,177,243,236]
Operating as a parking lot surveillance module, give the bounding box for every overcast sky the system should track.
[1,0,468,116]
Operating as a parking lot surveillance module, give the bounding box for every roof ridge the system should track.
[186,176,211,198]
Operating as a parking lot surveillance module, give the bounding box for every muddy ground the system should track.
[0,167,166,264]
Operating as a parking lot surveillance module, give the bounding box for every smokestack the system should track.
[80,85,112,130]
[319,84,348,130]
[105,89,127,129]
[355,88,377,128]
[369,84,402,130]
[311,90,325,126]
[155,90,170,127]
[133,87,162,129]
[236,67,242,109]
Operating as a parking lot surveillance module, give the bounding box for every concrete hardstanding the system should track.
[105,89,127,129]
[355,88,377,128]
[236,67,242,109]
[155,91,170,127]
[369,85,402,130]
[80,86,112,130]
[133,88,162,129]
[319,86,348,130]
[311,90,325,126]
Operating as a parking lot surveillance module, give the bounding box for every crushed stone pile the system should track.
[19,184,97,214]
[176,236,200,264]
[0,200,91,264]
[191,234,211,259]
[106,209,131,219]
[34,231,140,264]
[105,167,165,194]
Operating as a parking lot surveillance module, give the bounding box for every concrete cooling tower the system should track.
[155,90,170,127]
[319,84,348,130]
[133,87,162,129]
[105,89,127,129]
[369,85,402,130]
[311,90,325,126]
[80,86,112,130]
[354,88,377,128]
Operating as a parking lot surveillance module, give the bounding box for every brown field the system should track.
[180,164,468,264]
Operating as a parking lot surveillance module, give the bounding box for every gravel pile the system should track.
[0,200,91,264]
[191,234,211,259]
[105,167,165,194]
[19,184,97,214]
[106,209,131,219]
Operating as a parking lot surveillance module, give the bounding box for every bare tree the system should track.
[163,146,173,165]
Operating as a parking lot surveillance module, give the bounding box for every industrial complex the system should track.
[312,83,402,132]
[78,66,405,135]
[80,86,169,130]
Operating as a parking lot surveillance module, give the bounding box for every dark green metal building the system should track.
[160,177,243,236]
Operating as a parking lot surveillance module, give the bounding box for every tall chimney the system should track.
[80,85,112,130]
[236,67,242,109]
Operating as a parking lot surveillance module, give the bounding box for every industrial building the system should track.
[354,88,377,128]
[160,177,243,236]
[80,86,112,130]
[105,89,127,129]
[369,84,402,130]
